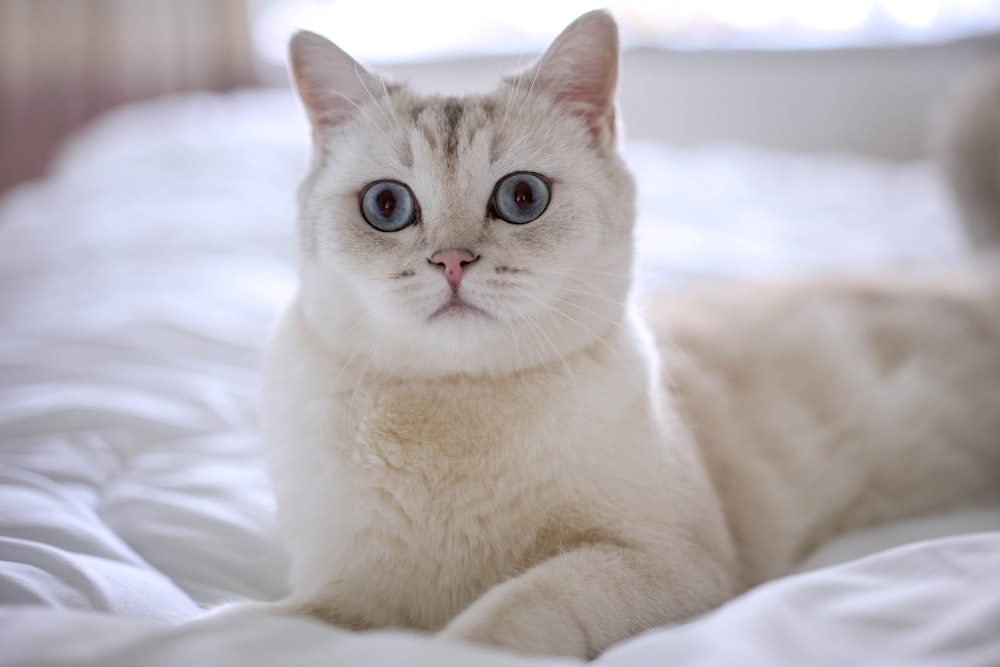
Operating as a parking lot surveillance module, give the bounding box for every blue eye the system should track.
[492,172,550,225]
[361,181,417,232]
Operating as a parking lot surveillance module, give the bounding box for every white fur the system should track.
[227,11,1000,659]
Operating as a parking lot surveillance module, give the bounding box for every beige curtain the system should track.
[0,0,258,193]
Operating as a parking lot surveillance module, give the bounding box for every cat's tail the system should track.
[935,61,1000,248]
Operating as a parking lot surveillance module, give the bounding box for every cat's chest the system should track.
[267,321,665,629]
[327,376,591,627]
[345,373,557,473]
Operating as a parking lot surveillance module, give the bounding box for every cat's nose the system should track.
[429,249,479,289]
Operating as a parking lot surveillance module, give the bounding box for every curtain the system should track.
[0,0,258,193]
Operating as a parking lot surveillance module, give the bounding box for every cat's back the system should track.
[645,266,1000,581]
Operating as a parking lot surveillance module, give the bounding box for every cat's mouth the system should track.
[429,294,492,321]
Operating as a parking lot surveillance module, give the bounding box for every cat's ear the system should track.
[288,31,385,134]
[513,10,620,144]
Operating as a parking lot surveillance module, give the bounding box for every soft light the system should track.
[790,0,875,31]
[707,0,785,29]
[880,0,941,28]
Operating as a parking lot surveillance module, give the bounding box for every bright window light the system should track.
[879,0,942,29]
[248,0,1000,67]
[708,0,784,30]
[791,0,875,31]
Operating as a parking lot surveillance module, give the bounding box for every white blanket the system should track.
[1,89,997,666]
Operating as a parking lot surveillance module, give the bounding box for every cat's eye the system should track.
[360,180,418,232]
[492,172,550,225]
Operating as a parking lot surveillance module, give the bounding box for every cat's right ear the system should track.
[510,10,621,147]
[288,31,382,134]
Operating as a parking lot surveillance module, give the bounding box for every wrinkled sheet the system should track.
[3,534,999,667]
[0,89,997,666]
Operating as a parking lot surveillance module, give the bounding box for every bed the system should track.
[1,88,998,666]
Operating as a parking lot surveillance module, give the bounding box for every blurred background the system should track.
[1,0,999,195]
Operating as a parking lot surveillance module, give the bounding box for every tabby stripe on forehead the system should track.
[443,101,464,160]
[407,101,427,123]
[398,138,414,169]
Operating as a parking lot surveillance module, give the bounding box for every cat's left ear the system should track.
[513,10,620,145]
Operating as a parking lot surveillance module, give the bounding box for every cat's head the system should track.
[289,10,636,377]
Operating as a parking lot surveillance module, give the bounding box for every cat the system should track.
[239,10,1000,659]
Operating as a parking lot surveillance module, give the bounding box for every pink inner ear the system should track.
[528,10,620,142]
[288,30,379,132]
[552,61,617,131]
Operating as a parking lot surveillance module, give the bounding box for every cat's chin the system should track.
[428,295,493,322]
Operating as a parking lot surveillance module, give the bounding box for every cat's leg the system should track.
[439,542,731,659]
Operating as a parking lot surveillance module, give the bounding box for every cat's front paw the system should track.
[438,590,589,659]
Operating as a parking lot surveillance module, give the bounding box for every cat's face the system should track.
[290,11,636,377]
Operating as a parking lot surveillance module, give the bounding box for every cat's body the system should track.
[654,268,1000,584]
[243,12,1000,659]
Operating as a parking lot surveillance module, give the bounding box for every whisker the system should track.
[321,298,394,390]
[511,285,647,390]
[328,91,379,129]
[532,267,634,280]
[354,61,389,123]
[379,77,401,132]
[497,52,525,140]
[512,300,622,414]
[512,285,607,352]
[516,307,576,378]
[551,284,630,309]
[510,51,547,129]
[499,315,528,371]
[547,295,626,331]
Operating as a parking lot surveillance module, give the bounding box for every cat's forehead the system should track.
[403,95,501,134]
[394,94,505,167]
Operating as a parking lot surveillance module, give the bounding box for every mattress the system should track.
[1,88,998,666]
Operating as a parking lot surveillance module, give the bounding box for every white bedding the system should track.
[1,89,998,666]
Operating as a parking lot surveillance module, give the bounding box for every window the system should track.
[249,0,1000,67]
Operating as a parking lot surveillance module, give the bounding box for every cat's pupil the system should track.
[377,190,396,217]
[514,183,533,211]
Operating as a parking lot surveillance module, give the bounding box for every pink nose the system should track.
[429,249,479,288]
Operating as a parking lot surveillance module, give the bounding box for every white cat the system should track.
[245,10,1000,659]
